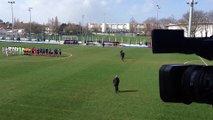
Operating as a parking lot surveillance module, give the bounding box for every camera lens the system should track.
[159,64,192,103]
[160,64,213,105]
[181,66,213,104]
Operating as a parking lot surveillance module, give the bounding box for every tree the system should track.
[129,17,138,33]
[91,25,100,34]
[143,17,157,36]
[24,22,44,34]
[207,10,213,22]
[14,18,25,29]
[58,23,81,35]
[205,11,213,36]
[46,17,60,34]
[179,10,207,37]
[159,16,177,29]
[53,16,60,33]
[58,23,67,34]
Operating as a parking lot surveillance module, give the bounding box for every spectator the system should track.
[113,75,120,93]
[120,50,125,61]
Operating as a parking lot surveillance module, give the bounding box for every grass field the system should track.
[0,42,212,120]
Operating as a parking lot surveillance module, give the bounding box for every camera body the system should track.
[152,29,213,105]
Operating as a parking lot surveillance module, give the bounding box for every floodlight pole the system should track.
[187,0,197,37]
[8,1,15,39]
[29,7,32,41]
[82,15,85,35]
[156,5,160,29]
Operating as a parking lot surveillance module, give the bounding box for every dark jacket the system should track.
[120,50,125,58]
[113,77,120,86]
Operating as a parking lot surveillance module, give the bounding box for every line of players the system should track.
[31,47,62,56]
[2,46,62,56]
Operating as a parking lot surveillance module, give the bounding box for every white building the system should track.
[166,23,213,37]
[101,23,130,33]
[88,23,144,33]
[88,23,130,33]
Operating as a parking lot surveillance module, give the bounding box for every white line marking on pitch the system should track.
[0,53,73,62]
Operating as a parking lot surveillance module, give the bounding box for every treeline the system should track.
[2,10,213,36]
[14,17,85,35]
[141,10,213,36]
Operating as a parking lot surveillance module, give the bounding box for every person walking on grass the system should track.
[113,75,120,93]
[120,50,125,61]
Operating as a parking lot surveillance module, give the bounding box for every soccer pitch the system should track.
[0,42,212,120]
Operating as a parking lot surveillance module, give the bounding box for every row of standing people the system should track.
[31,47,62,56]
[2,46,62,56]
[2,46,24,56]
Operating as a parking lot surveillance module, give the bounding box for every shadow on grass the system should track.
[119,90,138,93]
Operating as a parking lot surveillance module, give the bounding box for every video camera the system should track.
[152,29,213,105]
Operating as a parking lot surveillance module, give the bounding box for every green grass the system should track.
[0,42,212,120]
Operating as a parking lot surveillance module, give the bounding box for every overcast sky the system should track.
[1,0,213,24]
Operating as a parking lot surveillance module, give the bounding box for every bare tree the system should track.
[202,12,209,37]
[143,17,157,36]
[207,10,213,35]
[179,10,207,37]
[159,16,177,29]
[58,23,81,35]
[14,18,25,30]
[207,10,213,22]
[53,16,60,34]
[129,17,138,33]
[46,17,60,34]
[91,25,100,34]
[23,22,44,34]
[46,18,54,34]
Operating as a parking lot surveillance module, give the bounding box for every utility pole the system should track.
[82,15,85,35]
[156,5,160,29]
[8,1,15,39]
[187,0,197,37]
[29,7,32,41]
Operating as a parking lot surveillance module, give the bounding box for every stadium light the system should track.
[29,7,32,41]
[187,0,198,37]
[81,15,85,35]
[8,1,15,39]
[156,5,160,28]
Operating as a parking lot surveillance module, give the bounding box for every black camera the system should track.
[152,29,213,105]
